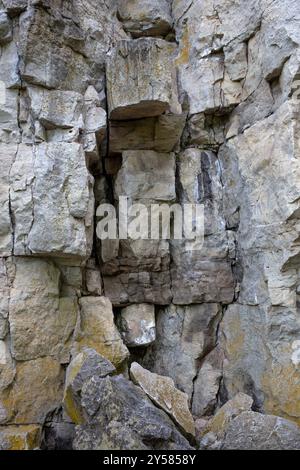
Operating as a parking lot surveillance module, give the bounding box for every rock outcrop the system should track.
[0,0,300,451]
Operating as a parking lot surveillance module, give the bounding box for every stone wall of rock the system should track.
[0,0,300,450]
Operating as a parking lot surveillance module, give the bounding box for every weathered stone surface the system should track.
[0,425,41,450]
[0,144,14,256]
[171,149,235,305]
[218,101,300,423]
[10,142,94,258]
[64,348,115,424]
[118,304,156,347]
[130,362,195,438]
[73,297,129,368]
[9,257,78,362]
[117,0,172,38]
[103,270,172,307]
[142,303,222,407]
[200,393,254,443]
[74,374,193,450]
[114,150,176,203]
[0,11,12,45]
[1,357,64,424]
[192,348,223,417]
[221,411,300,450]
[109,114,185,153]
[107,38,181,120]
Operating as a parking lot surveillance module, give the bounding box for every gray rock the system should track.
[74,375,193,450]
[117,0,172,38]
[118,304,156,347]
[223,411,300,450]
[0,12,12,44]
[106,38,181,120]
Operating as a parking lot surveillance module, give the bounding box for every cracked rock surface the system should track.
[0,0,300,450]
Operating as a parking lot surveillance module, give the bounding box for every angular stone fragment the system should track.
[118,304,156,347]
[73,375,193,450]
[117,0,172,38]
[106,38,181,120]
[130,362,195,438]
[10,143,94,259]
[63,348,115,424]
[223,411,300,450]
[73,296,129,367]
[0,425,41,450]
[9,257,78,362]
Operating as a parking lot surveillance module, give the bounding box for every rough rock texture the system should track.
[118,304,156,347]
[130,362,195,438]
[199,394,300,450]
[1,0,300,451]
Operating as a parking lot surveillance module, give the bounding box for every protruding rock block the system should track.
[106,38,181,120]
[117,0,172,38]
[10,142,94,259]
[130,362,195,438]
[118,304,156,347]
[72,296,129,368]
[109,113,185,153]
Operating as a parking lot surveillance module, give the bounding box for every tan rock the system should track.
[130,362,195,438]
[73,297,129,368]
[1,357,64,424]
[203,393,254,439]
[0,425,41,450]
[9,258,78,362]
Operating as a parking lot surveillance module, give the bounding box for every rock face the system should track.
[0,0,300,452]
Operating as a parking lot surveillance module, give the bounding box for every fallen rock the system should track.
[63,348,115,424]
[118,304,156,347]
[106,38,181,120]
[130,362,195,438]
[223,411,300,450]
[73,374,193,450]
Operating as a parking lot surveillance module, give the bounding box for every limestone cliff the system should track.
[0,0,300,451]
